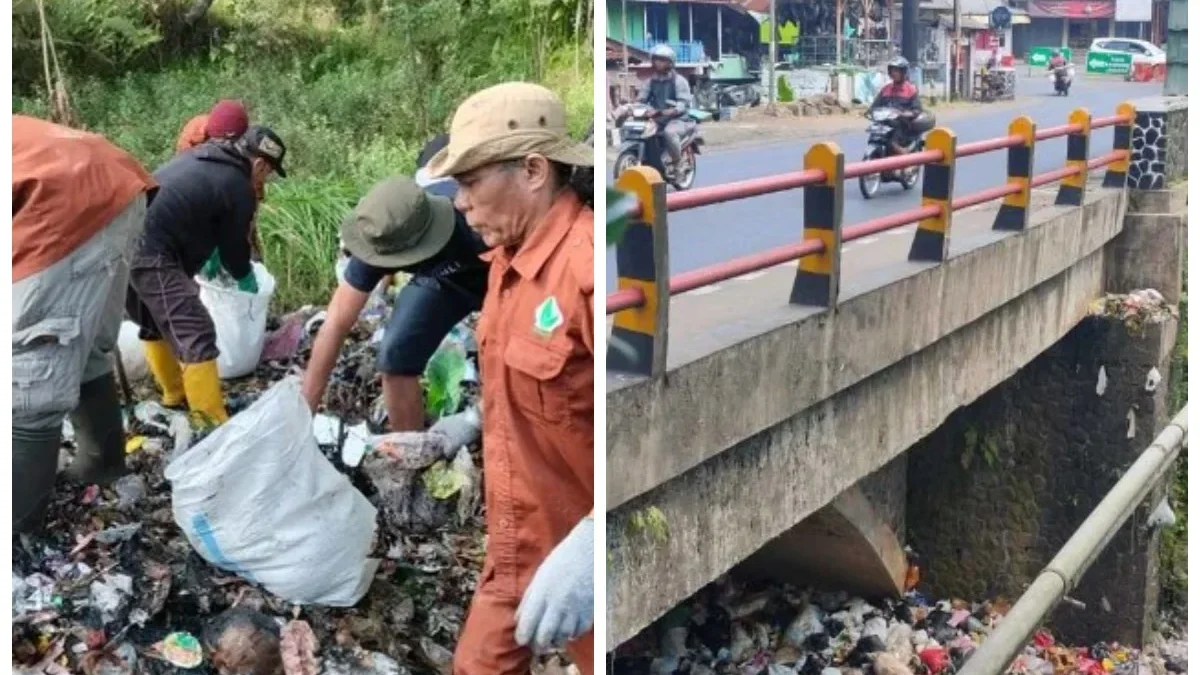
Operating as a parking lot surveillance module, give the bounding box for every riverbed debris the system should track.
[610,577,1173,675]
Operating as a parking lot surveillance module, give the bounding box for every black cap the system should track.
[242,125,288,178]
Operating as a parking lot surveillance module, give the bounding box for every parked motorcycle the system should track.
[858,107,933,200]
[1050,64,1074,96]
[612,102,707,191]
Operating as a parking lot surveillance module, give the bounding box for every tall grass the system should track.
[13,0,593,310]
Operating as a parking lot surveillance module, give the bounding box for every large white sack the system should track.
[196,262,276,379]
[164,377,380,606]
[116,321,148,381]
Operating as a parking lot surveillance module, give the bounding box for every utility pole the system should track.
[1164,0,1187,95]
[768,0,778,104]
[836,0,844,66]
[901,0,918,64]
[951,0,961,100]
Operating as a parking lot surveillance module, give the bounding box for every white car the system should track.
[1089,38,1166,66]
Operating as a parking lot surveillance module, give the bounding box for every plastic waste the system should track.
[280,620,320,675]
[113,475,147,510]
[205,607,282,675]
[1147,497,1176,529]
[165,377,380,606]
[1097,366,1108,396]
[116,321,148,381]
[1145,367,1162,392]
[89,573,133,624]
[156,632,204,668]
[784,603,825,648]
[94,523,141,544]
[196,262,277,379]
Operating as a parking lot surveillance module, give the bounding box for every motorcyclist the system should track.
[1048,50,1068,70]
[868,57,925,155]
[635,44,692,178]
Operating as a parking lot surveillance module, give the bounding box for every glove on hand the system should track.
[236,272,259,294]
[200,251,223,280]
[515,516,594,650]
[428,406,482,458]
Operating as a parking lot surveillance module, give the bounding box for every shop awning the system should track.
[1027,1,1115,19]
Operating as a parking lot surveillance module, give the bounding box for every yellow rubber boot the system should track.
[142,340,185,407]
[181,360,229,424]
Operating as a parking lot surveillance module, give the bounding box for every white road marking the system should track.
[854,236,880,245]
[734,271,769,282]
[685,285,723,296]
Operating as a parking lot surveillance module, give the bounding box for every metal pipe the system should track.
[951,183,1021,210]
[1035,123,1083,141]
[1030,164,1082,188]
[666,169,827,211]
[844,205,941,240]
[958,135,1023,157]
[669,238,826,294]
[959,407,1188,675]
[607,287,646,314]
[844,149,945,179]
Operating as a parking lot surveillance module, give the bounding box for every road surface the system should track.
[605,76,1161,293]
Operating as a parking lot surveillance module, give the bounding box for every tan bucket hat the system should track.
[427,82,594,178]
[339,176,457,269]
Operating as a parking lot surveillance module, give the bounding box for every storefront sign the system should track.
[1028,1,1115,19]
[1114,0,1152,22]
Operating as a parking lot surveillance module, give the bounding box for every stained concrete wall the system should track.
[906,316,1177,646]
[606,184,1127,649]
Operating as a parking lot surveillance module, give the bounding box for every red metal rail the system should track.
[606,119,1133,315]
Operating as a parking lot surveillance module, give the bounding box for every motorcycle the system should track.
[1050,64,1074,96]
[858,107,928,200]
[612,102,706,190]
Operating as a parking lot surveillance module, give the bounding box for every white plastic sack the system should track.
[116,321,148,381]
[164,377,379,606]
[196,262,277,379]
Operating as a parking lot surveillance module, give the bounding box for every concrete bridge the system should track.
[604,96,1188,651]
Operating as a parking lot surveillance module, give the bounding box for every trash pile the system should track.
[1090,289,1179,334]
[609,578,1173,675]
[12,283,513,674]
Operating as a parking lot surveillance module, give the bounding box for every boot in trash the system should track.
[143,339,185,407]
[12,425,63,533]
[182,360,229,424]
[65,372,128,485]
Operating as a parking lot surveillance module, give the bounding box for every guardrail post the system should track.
[1056,107,1092,206]
[790,142,844,307]
[1103,101,1136,188]
[909,127,956,262]
[608,166,670,377]
[994,115,1036,231]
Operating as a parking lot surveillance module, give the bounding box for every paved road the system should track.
[605,76,1161,292]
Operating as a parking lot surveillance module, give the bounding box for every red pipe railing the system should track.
[607,109,1134,318]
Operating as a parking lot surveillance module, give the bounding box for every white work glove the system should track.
[515,516,594,650]
[428,405,482,458]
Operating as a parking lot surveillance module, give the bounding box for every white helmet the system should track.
[650,44,676,65]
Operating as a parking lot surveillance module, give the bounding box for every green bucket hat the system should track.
[339,176,457,269]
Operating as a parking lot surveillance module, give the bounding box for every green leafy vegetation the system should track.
[422,347,467,420]
[14,0,592,310]
[626,505,669,543]
[777,75,795,103]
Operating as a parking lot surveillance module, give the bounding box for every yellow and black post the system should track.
[608,166,670,377]
[909,127,956,262]
[1056,107,1091,206]
[993,115,1036,231]
[790,142,844,307]
[1103,101,1136,188]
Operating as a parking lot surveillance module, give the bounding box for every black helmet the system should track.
[887,56,910,73]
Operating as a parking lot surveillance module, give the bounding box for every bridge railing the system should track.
[606,102,1137,376]
[958,405,1188,675]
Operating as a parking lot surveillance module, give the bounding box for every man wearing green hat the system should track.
[300,175,489,432]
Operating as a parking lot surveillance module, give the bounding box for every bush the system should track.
[777,75,794,103]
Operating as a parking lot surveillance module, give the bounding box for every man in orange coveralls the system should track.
[12,115,158,532]
[177,99,267,260]
[426,82,595,674]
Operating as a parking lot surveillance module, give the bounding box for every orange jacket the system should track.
[13,115,156,282]
[453,192,594,675]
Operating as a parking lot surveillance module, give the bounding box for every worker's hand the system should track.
[200,251,223,280]
[515,516,594,650]
[428,406,482,458]
[236,272,259,294]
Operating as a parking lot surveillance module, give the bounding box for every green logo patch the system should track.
[534,296,564,335]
